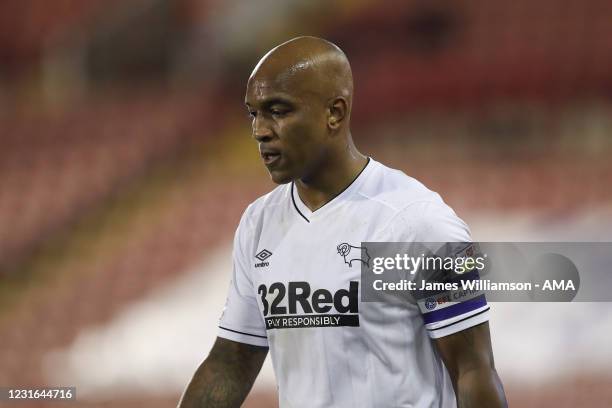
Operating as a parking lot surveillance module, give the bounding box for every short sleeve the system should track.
[218,211,269,347]
[393,201,490,339]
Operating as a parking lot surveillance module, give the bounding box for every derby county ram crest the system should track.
[337,243,371,267]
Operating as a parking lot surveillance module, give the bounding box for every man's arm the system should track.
[434,322,507,408]
[178,337,268,408]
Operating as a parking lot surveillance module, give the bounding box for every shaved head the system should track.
[245,37,363,187]
[248,36,353,114]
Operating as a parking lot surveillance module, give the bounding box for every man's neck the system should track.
[294,151,368,212]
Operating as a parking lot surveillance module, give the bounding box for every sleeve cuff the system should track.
[426,306,490,339]
[218,325,269,347]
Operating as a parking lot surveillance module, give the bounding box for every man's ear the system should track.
[328,97,348,130]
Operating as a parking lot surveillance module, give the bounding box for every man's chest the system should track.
[248,218,375,330]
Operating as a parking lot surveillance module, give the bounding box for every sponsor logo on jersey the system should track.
[337,243,371,267]
[257,281,360,329]
[255,249,272,267]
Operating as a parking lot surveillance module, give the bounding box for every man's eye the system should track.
[247,111,257,118]
[271,110,289,117]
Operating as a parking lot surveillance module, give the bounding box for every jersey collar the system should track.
[291,157,373,223]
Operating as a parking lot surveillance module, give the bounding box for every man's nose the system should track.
[252,116,273,142]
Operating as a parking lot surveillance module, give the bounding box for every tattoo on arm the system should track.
[178,338,268,408]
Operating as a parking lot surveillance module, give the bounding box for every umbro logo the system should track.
[256,249,272,261]
[255,249,272,268]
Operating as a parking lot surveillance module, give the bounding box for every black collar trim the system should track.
[290,157,371,223]
[291,182,310,223]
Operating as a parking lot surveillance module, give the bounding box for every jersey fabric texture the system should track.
[218,158,490,408]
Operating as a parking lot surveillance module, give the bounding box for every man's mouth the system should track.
[262,152,281,166]
[260,146,282,166]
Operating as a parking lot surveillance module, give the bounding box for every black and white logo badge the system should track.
[259,281,360,329]
[337,243,371,267]
[255,249,272,268]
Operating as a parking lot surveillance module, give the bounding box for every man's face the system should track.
[245,75,330,184]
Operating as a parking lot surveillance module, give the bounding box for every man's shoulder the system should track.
[362,159,445,214]
[366,160,470,241]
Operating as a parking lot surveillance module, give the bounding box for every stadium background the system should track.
[1,0,612,406]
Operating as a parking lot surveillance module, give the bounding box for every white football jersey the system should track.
[218,158,489,408]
